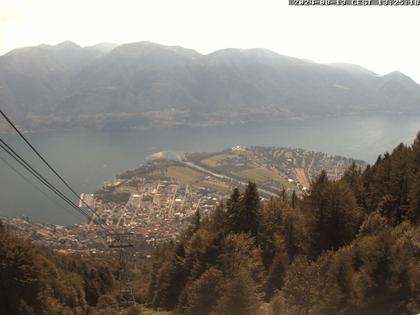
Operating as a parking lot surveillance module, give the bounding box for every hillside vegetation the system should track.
[0,222,123,314]
[144,133,420,315]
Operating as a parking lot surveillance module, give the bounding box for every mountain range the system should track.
[1,41,419,130]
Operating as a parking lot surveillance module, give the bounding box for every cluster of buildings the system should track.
[247,146,365,192]
[2,217,107,254]
[91,178,223,247]
[2,175,225,256]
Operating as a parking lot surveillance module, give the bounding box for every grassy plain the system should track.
[234,167,280,183]
[233,167,295,189]
[200,153,237,168]
[166,165,204,184]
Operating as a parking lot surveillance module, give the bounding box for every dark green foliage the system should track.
[354,135,420,224]
[264,251,289,298]
[208,204,227,234]
[226,188,242,234]
[212,268,261,315]
[241,182,260,236]
[280,186,287,203]
[220,233,264,284]
[192,209,201,232]
[280,205,309,259]
[226,182,260,236]
[183,267,224,315]
[305,179,364,255]
[342,161,364,205]
[0,228,116,315]
[291,190,297,209]
[0,232,43,315]
[257,198,286,267]
[150,243,189,309]
[408,132,420,222]
[358,211,390,237]
[273,223,419,315]
[258,197,309,272]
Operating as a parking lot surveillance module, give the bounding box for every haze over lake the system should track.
[1,114,419,225]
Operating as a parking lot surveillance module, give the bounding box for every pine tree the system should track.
[388,143,410,224]
[185,268,224,315]
[151,243,189,309]
[212,268,260,315]
[220,233,265,293]
[291,190,297,209]
[226,183,261,236]
[342,161,364,205]
[307,181,363,255]
[0,233,43,315]
[192,209,201,232]
[306,170,329,215]
[226,188,242,234]
[257,198,285,266]
[209,204,227,234]
[240,182,260,236]
[280,186,287,203]
[408,182,420,223]
[408,132,420,223]
[361,165,376,213]
[264,251,289,298]
[281,205,309,259]
[273,256,313,315]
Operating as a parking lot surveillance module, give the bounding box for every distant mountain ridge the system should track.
[1,41,420,130]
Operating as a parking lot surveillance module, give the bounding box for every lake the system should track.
[1,114,419,224]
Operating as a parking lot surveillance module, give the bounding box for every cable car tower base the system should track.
[108,233,137,314]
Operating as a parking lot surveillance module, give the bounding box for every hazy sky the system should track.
[0,0,419,82]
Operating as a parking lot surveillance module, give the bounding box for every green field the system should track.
[234,167,293,188]
[166,165,205,184]
[115,185,139,194]
[166,165,231,191]
[201,179,231,191]
[200,153,237,168]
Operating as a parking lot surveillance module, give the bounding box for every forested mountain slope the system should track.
[144,133,420,315]
[0,222,127,315]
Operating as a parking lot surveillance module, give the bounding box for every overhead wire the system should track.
[0,154,83,221]
[0,109,111,227]
[0,138,91,219]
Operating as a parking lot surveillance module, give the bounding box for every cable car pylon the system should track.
[108,231,137,313]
